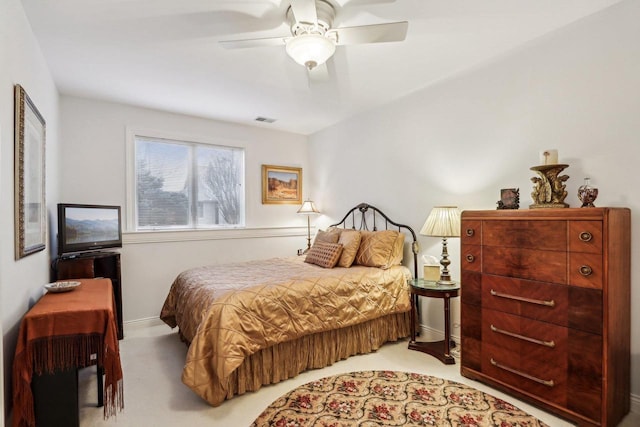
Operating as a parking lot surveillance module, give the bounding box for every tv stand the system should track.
[61,250,115,260]
[55,252,123,339]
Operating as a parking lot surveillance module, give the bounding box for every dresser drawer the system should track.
[482,275,567,326]
[483,246,566,284]
[482,308,568,406]
[461,244,481,272]
[569,221,603,254]
[569,252,603,289]
[483,220,566,251]
[482,275,603,334]
[481,309,603,422]
[481,348,567,406]
[482,309,567,356]
[461,220,481,245]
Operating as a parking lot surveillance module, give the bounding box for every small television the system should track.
[57,203,122,257]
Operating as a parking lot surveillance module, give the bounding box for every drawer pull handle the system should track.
[490,358,555,387]
[465,254,475,263]
[490,289,555,307]
[579,265,593,276]
[466,229,474,237]
[579,231,593,242]
[490,325,555,348]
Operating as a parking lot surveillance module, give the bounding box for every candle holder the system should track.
[529,164,570,209]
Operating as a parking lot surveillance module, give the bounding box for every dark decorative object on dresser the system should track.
[578,177,599,207]
[497,188,519,210]
[460,208,630,427]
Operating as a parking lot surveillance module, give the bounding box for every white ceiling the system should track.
[22,0,622,135]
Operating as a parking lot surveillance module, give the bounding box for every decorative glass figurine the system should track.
[578,177,598,208]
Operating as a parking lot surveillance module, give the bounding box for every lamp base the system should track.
[437,238,453,286]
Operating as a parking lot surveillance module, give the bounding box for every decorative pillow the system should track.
[305,241,344,268]
[336,229,361,268]
[313,228,341,245]
[389,232,406,267]
[355,230,402,268]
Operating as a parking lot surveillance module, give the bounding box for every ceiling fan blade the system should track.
[332,21,408,45]
[290,0,318,24]
[220,35,289,49]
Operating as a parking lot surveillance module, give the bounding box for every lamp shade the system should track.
[286,34,336,70]
[420,206,461,237]
[297,200,320,215]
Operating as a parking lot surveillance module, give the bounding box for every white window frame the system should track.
[125,127,245,233]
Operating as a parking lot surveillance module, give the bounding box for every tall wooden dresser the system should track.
[460,208,630,427]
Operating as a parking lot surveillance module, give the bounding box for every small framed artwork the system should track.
[262,164,302,204]
[497,188,519,210]
[14,84,47,259]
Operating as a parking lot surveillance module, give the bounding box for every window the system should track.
[133,135,244,230]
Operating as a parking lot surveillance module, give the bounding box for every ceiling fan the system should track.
[219,0,408,71]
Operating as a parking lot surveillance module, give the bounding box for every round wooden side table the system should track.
[408,279,460,365]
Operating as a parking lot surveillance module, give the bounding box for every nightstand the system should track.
[408,279,460,364]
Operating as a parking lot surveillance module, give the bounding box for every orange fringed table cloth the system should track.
[12,278,124,427]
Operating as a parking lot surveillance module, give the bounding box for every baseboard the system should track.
[419,324,459,344]
[124,316,164,332]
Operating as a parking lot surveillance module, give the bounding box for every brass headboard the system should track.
[329,202,419,278]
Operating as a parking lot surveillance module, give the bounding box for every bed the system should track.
[160,202,419,406]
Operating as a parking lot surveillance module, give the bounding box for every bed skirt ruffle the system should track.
[190,310,410,406]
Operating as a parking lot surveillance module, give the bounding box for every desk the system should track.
[408,279,460,365]
[12,278,124,427]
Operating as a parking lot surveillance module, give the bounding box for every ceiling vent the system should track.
[255,116,276,123]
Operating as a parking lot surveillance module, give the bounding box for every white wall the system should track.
[0,0,61,420]
[59,96,311,322]
[309,0,640,395]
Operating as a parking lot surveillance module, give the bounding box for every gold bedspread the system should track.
[160,256,411,405]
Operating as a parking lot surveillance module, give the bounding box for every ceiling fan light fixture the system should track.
[285,33,336,70]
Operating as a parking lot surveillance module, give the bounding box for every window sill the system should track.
[122,226,309,245]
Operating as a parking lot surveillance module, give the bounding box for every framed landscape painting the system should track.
[14,84,47,259]
[262,165,302,204]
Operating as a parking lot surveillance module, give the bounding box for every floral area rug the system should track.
[251,370,550,426]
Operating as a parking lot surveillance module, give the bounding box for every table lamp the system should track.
[420,206,461,284]
[297,200,320,253]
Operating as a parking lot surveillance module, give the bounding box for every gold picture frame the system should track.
[261,164,302,204]
[14,84,46,259]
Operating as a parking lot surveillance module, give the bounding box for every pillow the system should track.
[313,228,341,245]
[355,230,402,269]
[336,229,361,268]
[389,232,406,266]
[305,241,344,268]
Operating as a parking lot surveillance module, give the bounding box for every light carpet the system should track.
[251,370,549,426]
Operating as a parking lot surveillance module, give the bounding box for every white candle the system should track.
[540,149,558,165]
